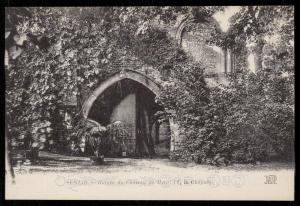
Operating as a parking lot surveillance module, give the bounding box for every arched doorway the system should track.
[82,70,171,157]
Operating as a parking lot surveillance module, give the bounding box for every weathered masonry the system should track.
[173,15,236,85]
[63,15,236,157]
[82,70,172,157]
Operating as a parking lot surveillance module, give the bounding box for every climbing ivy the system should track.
[6,7,294,164]
[170,6,294,164]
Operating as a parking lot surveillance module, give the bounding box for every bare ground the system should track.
[6,151,295,200]
[12,151,294,173]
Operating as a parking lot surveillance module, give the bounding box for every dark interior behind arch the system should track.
[88,78,170,157]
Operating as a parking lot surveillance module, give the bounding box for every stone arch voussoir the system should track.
[81,69,179,152]
[82,69,161,118]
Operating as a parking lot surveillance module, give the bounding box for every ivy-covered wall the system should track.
[56,15,230,154]
[6,7,294,164]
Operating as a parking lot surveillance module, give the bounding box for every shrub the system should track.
[170,74,294,164]
[106,121,130,157]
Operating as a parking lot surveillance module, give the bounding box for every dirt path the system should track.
[12,151,295,173]
[6,151,295,200]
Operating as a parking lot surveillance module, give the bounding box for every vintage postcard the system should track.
[5,6,294,200]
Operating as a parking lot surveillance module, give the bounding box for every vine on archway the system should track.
[6,7,294,164]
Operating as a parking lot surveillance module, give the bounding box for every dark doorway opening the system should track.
[88,78,170,158]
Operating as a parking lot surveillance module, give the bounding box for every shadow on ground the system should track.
[13,151,295,174]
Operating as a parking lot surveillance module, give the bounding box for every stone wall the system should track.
[62,17,237,155]
[181,22,223,74]
[167,16,235,86]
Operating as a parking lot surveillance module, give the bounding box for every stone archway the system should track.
[82,69,178,156]
[175,15,223,47]
[175,15,235,76]
[82,69,161,118]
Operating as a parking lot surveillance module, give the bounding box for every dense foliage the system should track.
[6,6,294,164]
[170,6,294,164]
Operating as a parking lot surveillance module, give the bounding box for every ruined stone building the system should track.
[57,14,238,157]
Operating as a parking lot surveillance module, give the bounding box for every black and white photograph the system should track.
[4,6,295,200]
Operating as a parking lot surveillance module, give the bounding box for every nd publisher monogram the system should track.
[264,175,277,184]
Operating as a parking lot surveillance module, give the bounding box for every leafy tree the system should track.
[6,6,293,164]
[175,6,295,164]
[6,7,222,155]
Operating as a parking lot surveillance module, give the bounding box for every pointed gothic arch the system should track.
[81,69,179,153]
[82,69,161,118]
